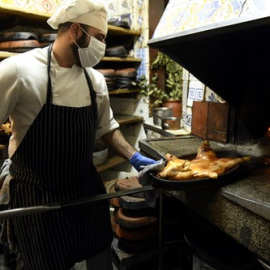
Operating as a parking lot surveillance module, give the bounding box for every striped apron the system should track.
[9,46,113,270]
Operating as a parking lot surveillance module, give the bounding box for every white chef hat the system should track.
[47,0,108,33]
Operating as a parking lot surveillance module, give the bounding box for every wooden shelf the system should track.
[101,56,141,63]
[114,115,144,125]
[0,52,141,64]
[0,4,142,65]
[109,89,139,95]
[0,51,17,60]
[0,3,141,36]
[96,156,126,173]
[107,25,141,36]
[0,3,50,21]
[0,53,141,64]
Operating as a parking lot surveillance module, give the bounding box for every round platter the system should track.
[149,151,241,191]
[150,165,239,191]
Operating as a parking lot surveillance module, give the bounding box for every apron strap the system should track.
[46,45,53,105]
[83,69,98,129]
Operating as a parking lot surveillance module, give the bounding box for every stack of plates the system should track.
[39,33,57,47]
[0,32,40,52]
[115,68,137,89]
[108,18,130,29]
[105,45,127,57]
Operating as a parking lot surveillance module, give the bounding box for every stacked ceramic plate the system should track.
[115,68,137,89]
[0,32,40,52]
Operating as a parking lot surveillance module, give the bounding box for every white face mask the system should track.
[75,27,106,68]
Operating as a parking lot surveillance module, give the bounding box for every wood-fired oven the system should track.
[142,10,270,269]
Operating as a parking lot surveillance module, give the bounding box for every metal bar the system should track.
[158,190,164,270]
[60,185,154,207]
[0,185,154,220]
[0,205,61,219]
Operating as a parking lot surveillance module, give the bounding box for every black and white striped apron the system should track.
[9,46,113,270]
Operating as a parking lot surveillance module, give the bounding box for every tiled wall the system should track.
[0,0,60,14]
[153,0,270,38]
[132,0,149,79]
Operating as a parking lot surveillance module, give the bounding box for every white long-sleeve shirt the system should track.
[0,46,119,157]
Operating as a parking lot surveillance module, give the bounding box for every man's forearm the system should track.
[101,129,137,161]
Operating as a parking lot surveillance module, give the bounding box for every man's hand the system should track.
[129,152,157,171]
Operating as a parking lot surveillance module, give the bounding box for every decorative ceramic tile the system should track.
[132,0,149,81]
[135,26,149,48]
[242,0,270,15]
[119,0,132,15]
[133,0,148,30]
[135,99,150,119]
[205,86,226,103]
[152,0,189,38]
[152,0,261,38]
[183,107,192,132]
[187,81,205,107]
[187,85,196,107]
[40,0,59,13]
[0,0,59,14]
[103,0,119,18]
[133,0,147,11]
[135,47,149,79]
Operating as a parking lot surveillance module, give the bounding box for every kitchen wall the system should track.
[0,0,60,14]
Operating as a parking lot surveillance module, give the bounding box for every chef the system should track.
[0,0,156,269]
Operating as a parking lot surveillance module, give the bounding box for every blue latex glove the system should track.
[129,152,157,171]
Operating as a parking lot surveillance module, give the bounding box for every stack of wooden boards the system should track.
[109,176,185,269]
[110,176,159,253]
[96,68,137,91]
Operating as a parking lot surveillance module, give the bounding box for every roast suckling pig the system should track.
[157,140,251,180]
[0,121,12,136]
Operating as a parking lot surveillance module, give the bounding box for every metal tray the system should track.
[150,166,239,190]
[150,151,241,190]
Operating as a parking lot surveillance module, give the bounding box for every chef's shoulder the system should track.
[86,67,108,93]
[0,47,48,75]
